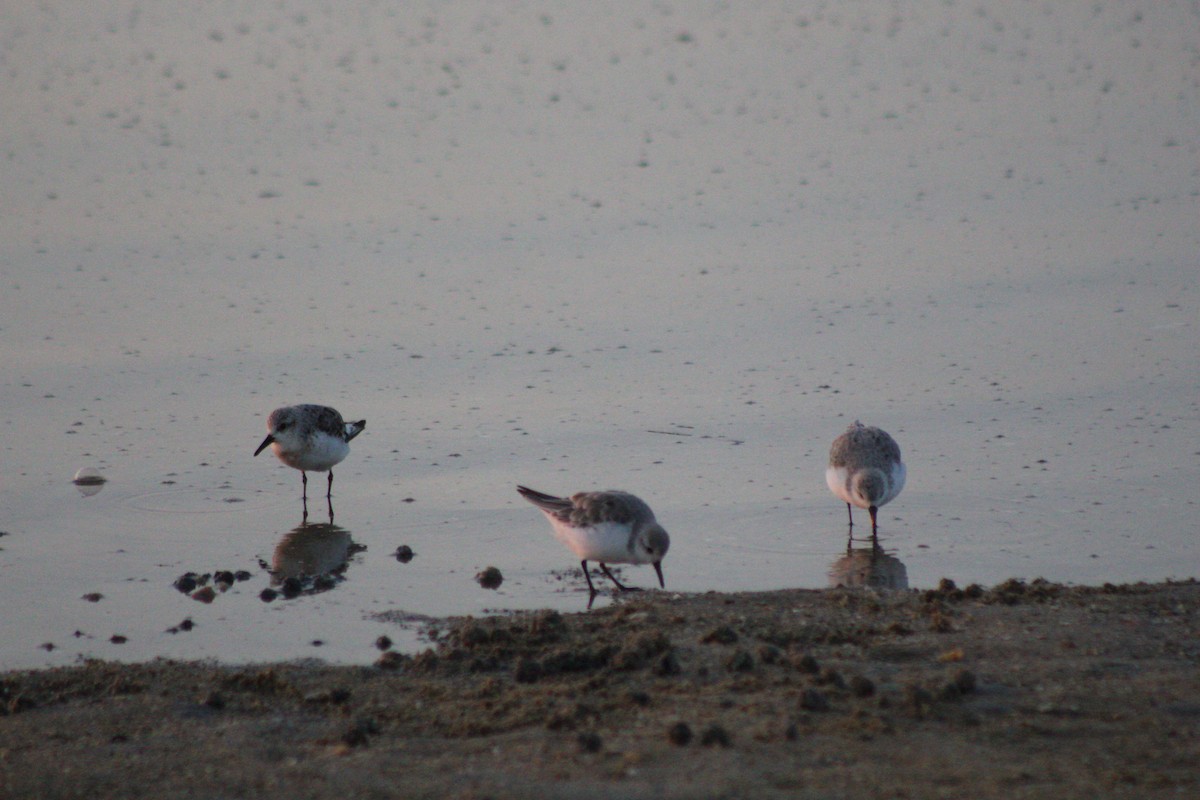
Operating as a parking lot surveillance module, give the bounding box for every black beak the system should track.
[253,434,275,457]
[653,561,665,589]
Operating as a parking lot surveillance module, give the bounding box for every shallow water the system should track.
[1,2,1197,670]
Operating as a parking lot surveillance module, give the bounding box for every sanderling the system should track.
[826,421,906,538]
[254,405,366,503]
[517,485,670,599]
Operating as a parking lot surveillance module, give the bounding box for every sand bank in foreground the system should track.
[2,579,1197,798]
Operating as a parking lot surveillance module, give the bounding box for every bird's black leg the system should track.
[327,495,335,523]
[580,560,597,595]
[846,502,854,527]
[301,471,309,502]
[600,563,640,592]
[869,504,879,545]
[327,470,334,500]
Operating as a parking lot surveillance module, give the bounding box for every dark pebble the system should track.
[109,635,127,644]
[726,649,755,672]
[577,731,603,753]
[700,724,732,747]
[191,586,216,604]
[174,574,198,594]
[342,718,378,748]
[849,675,876,697]
[214,570,235,585]
[700,625,738,645]
[793,654,820,674]
[234,570,253,582]
[259,588,278,602]
[375,635,393,651]
[799,688,830,712]
[514,657,543,684]
[375,651,410,670]
[179,618,195,631]
[654,651,682,676]
[816,667,846,689]
[81,593,103,603]
[476,566,503,590]
[667,721,693,746]
[394,545,415,563]
[281,577,303,598]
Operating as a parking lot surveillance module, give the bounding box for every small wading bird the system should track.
[254,405,365,514]
[826,421,905,542]
[517,485,670,604]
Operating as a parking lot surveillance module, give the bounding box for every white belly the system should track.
[550,520,638,563]
[273,434,349,472]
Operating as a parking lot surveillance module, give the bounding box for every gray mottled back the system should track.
[563,490,656,529]
[828,421,902,470]
[269,404,350,441]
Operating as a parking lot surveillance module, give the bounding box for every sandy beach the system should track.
[3,578,1197,798]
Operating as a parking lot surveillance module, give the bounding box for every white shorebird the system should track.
[254,405,366,503]
[516,485,670,599]
[826,421,906,538]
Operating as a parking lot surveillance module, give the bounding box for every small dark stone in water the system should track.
[311,640,324,647]
[234,570,252,582]
[174,574,198,594]
[375,636,393,651]
[259,588,278,602]
[191,586,216,604]
[81,593,103,603]
[476,566,503,590]
[394,545,415,563]
[110,635,127,644]
[39,642,56,652]
[700,724,732,747]
[72,468,107,486]
[213,570,235,586]
[179,618,195,631]
[577,731,603,753]
[667,721,693,746]
[281,577,303,598]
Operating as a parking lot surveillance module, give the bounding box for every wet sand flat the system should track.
[3,579,1197,798]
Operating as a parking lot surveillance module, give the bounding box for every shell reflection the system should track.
[73,467,107,497]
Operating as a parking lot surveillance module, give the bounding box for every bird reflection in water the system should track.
[828,542,908,590]
[269,518,364,598]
